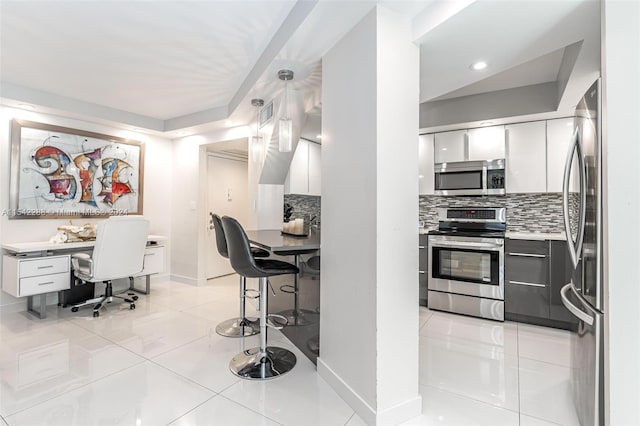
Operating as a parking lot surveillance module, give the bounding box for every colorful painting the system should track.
[9,120,144,218]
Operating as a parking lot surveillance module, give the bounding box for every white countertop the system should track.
[2,235,167,254]
[419,227,566,240]
[506,231,566,241]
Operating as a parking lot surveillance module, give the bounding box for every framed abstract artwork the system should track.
[9,120,145,219]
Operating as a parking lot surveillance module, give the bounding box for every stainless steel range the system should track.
[427,207,506,321]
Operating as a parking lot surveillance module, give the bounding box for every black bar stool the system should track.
[273,249,318,326]
[212,214,269,338]
[221,216,298,379]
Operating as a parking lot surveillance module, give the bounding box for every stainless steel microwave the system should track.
[434,159,506,196]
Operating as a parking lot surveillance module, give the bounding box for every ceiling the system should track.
[0,0,600,139]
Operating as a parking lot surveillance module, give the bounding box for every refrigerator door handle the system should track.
[562,126,581,269]
[575,127,587,264]
[562,128,578,266]
[560,283,594,326]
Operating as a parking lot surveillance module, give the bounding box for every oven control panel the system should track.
[447,209,496,220]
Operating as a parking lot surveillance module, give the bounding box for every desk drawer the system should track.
[138,246,165,275]
[19,256,69,278]
[20,272,70,296]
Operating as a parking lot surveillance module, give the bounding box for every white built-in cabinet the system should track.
[419,134,435,195]
[467,126,506,160]
[505,121,547,193]
[434,126,506,163]
[284,139,321,196]
[307,141,321,196]
[434,130,466,163]
[546,118,576,192]
[423,118,576,194]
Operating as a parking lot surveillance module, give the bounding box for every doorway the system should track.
[205,142,249,279]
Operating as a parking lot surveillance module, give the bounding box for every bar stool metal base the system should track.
[276,308,317,326]
[229,346,296,379]
[215,317,260,337]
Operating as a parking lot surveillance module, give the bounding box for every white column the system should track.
[318,6,421,425]
[602,1,640,424]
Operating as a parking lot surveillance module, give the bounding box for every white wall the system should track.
[602,1,640,424]
[0,106,173,307]
[168,125,284,285]
[319,6,421,425]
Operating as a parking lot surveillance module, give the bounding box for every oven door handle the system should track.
[429,240,503,250]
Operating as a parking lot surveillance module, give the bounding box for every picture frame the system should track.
[9,119,145,219]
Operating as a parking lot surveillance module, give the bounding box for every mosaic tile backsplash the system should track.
[284,193,576,234]
[419,193,578,234]
[284,194,321,228]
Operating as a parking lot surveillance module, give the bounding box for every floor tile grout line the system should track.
[344,411,356,426]
[419,333,520,361]
[218,394,286,426]
[517,354,571,368]
[421,384,521,416]
[2,357,147,419]
[164,393,219,426]
[146,357,222,395]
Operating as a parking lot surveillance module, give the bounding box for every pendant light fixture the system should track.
[251,98,264,162]
[278,69,294,153]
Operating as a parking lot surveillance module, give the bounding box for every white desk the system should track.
[2,235,167,318]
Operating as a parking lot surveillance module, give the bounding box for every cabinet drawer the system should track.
[506,255,548,285]
[505,280,550,318]
[19,256,69,278]
[506,239,548,256]
[138,246,165,276]
[19,271,70,296]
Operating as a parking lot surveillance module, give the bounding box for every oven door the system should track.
[428,235,504,300]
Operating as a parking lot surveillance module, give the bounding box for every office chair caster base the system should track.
[130,304,136,310]
[229,346,296,380]
[276,309,316,326]
[71,307,79,313]
[93,311,100,318]
[216,317,260,337]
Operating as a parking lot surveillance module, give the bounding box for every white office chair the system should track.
[70,216,149,317]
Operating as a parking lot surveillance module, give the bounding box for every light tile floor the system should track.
[0,276,578,425]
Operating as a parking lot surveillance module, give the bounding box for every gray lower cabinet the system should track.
[419,234,428,306]
[505,238,578,330]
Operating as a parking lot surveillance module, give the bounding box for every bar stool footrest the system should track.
[279,284,296,294]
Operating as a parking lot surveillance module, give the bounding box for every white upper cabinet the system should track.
[284,139,309,195]
[547,118,575,192]
[284,139,321,196]
[505,121,547,193]
[307,141,321,196]
[434,130,466,163]
[467,125,506,161]
[419,134,435,195]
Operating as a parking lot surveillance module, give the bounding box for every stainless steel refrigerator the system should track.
[560,78,604,426]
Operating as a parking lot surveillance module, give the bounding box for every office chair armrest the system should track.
[71,252,93,277]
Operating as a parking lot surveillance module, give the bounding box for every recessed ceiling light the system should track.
[316,134,322,139]
[442,148,448,151]
[480,121,494,126]
[418,175,424,179]
[469,61,488,71]
[18,103,35,110]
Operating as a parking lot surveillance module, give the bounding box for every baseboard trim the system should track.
[317,358,422,425]
[169,274,199,285]
[317,357,377,424]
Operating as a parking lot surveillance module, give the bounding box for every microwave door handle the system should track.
[482,166,488,195]
[575,129,587,264]
[562,126,580,269]
[560,283,594,326]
